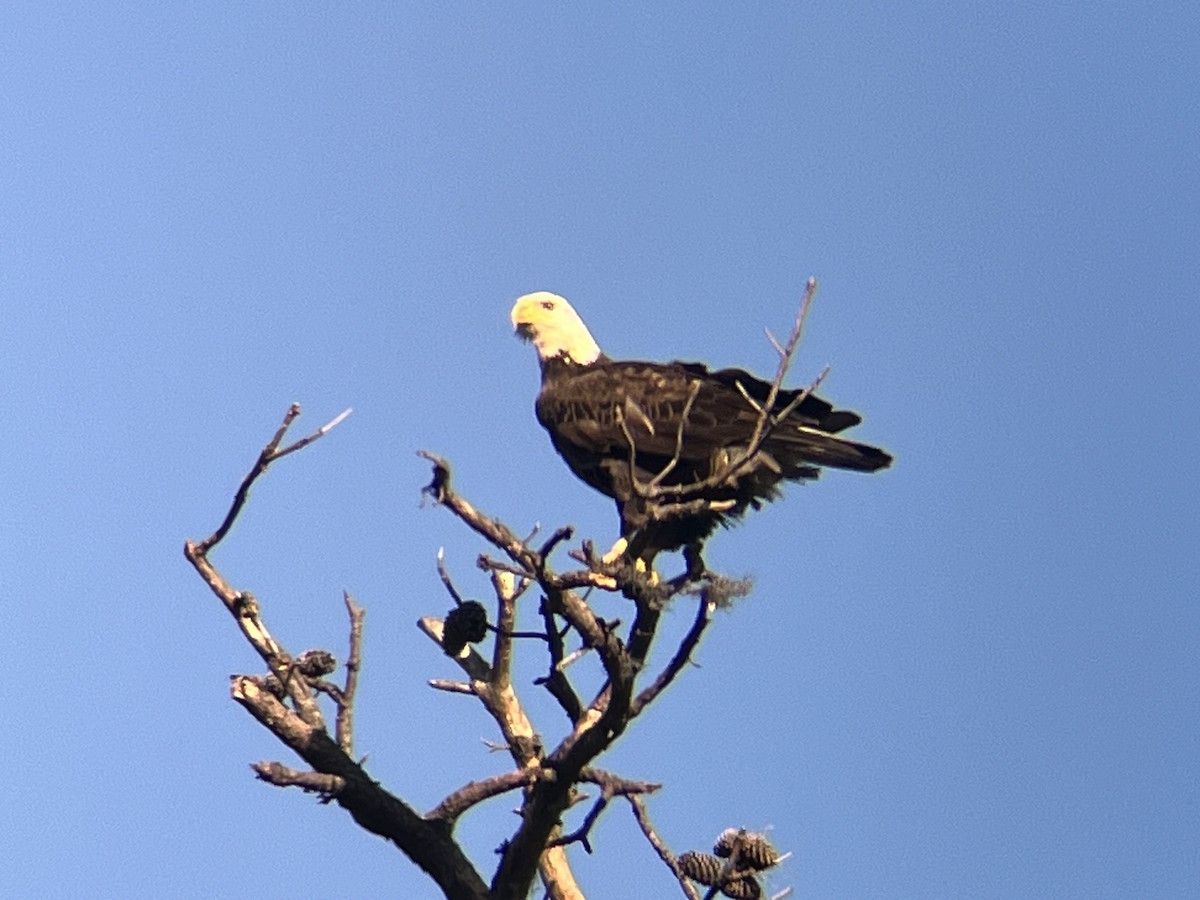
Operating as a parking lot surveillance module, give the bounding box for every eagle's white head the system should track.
[510,292,602,365]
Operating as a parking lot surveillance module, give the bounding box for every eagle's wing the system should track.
[537,360,890,473]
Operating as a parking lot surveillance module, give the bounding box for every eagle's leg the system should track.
[633,555,661,587]
[599,535,661,587]
[683,543,707,581]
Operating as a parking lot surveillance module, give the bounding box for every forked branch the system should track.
[193,403,351,556]
[187,405,489,900]
[191,409,752,899]
[421,453,718,898]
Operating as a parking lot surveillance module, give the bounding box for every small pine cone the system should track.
[714,828,780,871]
[443,601,488,656]
[677,850,724,885]
[679,850,762,899]
[714,828,739,857]
[719,876,762,900]
[295,649,338,678]
[456,601,488,642]
[739,835,780,872]
[441,620,467,657]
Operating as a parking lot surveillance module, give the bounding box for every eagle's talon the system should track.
[600,537,628,566]
[632,557,661,587]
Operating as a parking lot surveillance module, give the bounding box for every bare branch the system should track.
[419,451,539,572]
[631,590,715,717]
[252,760,345,798]
[271,406,352,462]
[184,404,355,729]
[763,327,786,358]
[721,277,819,479]
[534,593,585,725]
[428,678,476,696]
[490,568,519,690]
[547,770,661,859]
[427,768,543,824]
[436,547,470,606]
[598,280,830,548]
[193,402,300,555]
[475,556,531,580]
[577,768,661,796]
[418,614,544,778]
[556,645,592,672]
[628,795,701,900]
[184,560,324,728]
[548,791,610,853]
[194,403,350,555]
[538,525,575,559]
[337,591,364,754]
[733,379,766,415]
[232,677,489,899]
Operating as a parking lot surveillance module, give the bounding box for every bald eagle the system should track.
[510,291,891,571]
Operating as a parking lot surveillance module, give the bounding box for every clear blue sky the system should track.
[3,4,1197,898]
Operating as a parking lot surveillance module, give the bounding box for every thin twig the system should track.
[708,280,820,485]
[184,403,354,729]
[196,404,351,555]
[547,768,663,853]
[627,796,701,900]
[538,526,575,559]
[428,678,476,695]
[547,791,610,853]
[272,407,352,461]
[427,768,542,824]
[556,646,591,671]
[615,405,640,490]
[252,760,346,798]
[743,277,818,455]
[637,281,830,507]
[535,590,584,725]
[646,379,703,490]
[630,590,715,717]
[577,768,661,796]
[338,591,364,754]
[418,451,539,572]
[616,279,826,517]
[436,547,468,607]
[488,625,552,642]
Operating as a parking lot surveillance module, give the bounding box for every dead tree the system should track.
[182,287,830,898]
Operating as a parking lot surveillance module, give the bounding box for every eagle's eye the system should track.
[541,300,555,310]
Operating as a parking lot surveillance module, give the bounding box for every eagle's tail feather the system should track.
[773,426,893,474]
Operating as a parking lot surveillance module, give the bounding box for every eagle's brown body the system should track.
[512,292,891,564]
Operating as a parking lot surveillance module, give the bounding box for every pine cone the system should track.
[677,850,762,899]
[678,850,724,885]
[714,828,780,871]
[443,601,488,656]
[295,649,337,678]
